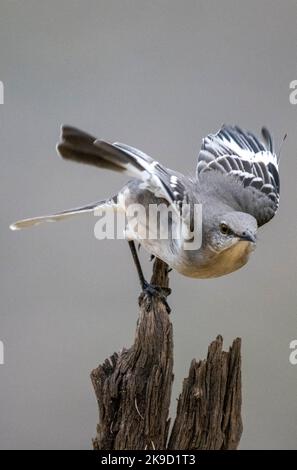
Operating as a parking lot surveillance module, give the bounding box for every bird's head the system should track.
[205,211,257,253]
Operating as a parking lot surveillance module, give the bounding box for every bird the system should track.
[10,125,280,311]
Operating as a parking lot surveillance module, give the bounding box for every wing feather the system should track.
[197,125,280,226]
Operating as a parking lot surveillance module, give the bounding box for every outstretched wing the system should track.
[196,125,280,226]
[113,142,190,209]
[58,126,189,213]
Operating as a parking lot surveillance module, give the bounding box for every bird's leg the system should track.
[128,241,171,314]
[128,240,146,289]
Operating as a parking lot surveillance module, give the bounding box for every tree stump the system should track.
[91,258,242,450]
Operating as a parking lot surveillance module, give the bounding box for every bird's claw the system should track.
[141,281,171,314]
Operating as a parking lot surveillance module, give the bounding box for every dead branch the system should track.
[91,258,242,450]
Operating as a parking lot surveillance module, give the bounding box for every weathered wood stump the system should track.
[91,258,242,450]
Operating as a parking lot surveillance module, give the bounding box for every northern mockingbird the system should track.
[10,125,280,311]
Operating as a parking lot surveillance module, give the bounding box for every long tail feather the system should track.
[10,200,108,231]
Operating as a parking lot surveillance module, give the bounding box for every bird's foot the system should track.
[140,280,172,314]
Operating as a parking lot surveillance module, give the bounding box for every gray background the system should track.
[0,0,296,450]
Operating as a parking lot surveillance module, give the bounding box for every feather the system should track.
[197,125,280,226]
[10,200,107,231]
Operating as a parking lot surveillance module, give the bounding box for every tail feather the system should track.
[10,125,159,231]
[10,200,109,231]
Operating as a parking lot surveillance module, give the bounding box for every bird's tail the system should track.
[10,199,114,231]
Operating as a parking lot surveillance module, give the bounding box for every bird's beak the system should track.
[239,232,256,243]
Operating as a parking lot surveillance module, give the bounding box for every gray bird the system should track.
[10,125,280,310]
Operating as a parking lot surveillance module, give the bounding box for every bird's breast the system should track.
[177,240,256,279]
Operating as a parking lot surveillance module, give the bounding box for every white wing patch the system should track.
[113,142,188,215]
[197,125,280,214]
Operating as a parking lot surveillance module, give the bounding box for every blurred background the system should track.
[0,0,297,449]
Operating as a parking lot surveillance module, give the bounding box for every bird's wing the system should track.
[113,142,188,206]
[196,125,280,226]
[11,127,192,231]
[58,126,189,214]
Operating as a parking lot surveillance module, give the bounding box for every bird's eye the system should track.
[220,223,231,235]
